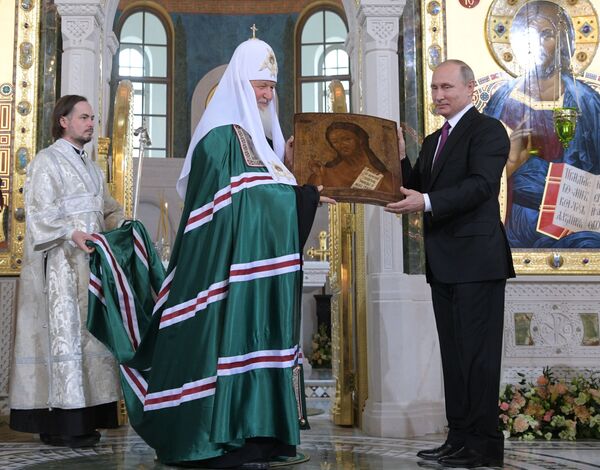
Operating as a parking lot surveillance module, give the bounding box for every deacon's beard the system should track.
[259,106,273,140]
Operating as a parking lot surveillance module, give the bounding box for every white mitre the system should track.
[177,38,296,199]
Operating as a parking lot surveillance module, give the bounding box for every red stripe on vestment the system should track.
[230,258,301,276]
[230,174,273,189]
[160,283,229,325]
[133,229,148,261]
[122,365,147,397]
[153,269,175,315]
[217,353,296,371]
[89,276,103,297]
[144,381,216,406]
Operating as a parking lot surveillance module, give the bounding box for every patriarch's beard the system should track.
[259,106,273,140]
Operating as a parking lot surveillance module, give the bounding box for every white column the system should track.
[55,0,105,151]
[101,31,119,136]
[55,1,103,104]
[344,0,447,438]
[0,279,18,415]
[102,0,121,137]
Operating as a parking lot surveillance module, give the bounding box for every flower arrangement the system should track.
[310,324,332,368]
[499,367,600,440]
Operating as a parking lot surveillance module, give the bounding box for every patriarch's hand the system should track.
[317,185,336,205]
[398,126,407,161]
[285,136,294,170]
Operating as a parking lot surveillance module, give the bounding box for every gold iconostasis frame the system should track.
[328,202,368,427]
[422,0,600,274]
[0,0,40,275]
[0,1,135,276]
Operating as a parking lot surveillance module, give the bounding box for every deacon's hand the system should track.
[317,185,336,205]
[384,186,424,214]
[72,230,96,253]
[285,136,294,170]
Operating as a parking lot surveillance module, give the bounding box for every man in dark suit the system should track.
[386,59,515,468]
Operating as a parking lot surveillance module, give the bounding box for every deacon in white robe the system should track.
[9,95,123,448]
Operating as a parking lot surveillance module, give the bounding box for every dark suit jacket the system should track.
[402,107,515,284]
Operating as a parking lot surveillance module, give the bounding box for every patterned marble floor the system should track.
[1,415,599,469]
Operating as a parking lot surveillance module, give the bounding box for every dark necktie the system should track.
[432,121,451,168]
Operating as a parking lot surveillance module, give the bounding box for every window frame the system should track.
[115,5,174,158]
[295,5,351,113]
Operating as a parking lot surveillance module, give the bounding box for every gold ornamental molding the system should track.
[329,202,353,425]
[329,201,368,426]
[422,0,447,135]
[1,0,40,275]
[485,0,598,78]
[353,203,368,427]
[512,250,600,275]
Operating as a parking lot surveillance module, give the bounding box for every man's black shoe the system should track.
[416,443,460,461]
[438,447,503,468]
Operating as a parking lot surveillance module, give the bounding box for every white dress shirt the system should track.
[423,103,474,213]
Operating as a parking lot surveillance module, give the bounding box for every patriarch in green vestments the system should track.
[87,37,332,468]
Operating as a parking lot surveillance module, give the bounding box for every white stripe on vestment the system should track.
[133,228,149,271]
[153,268,176,315]
[218,347,297,364]
[88,271,106,306]
[229,253,301,283]
[218,359,296,376]
[217,347,298,376]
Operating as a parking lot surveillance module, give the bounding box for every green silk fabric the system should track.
[88,125,308,464]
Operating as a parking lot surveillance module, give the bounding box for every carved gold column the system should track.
[97,136,110,180]
[329,202,354,425]
[111,80,134,217]
[353,203,368,427]
[329,201,369,427]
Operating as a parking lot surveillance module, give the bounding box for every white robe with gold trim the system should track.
[10,138,122,410]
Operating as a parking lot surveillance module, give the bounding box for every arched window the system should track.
[116,8,172,157]
[296,8,350,112]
